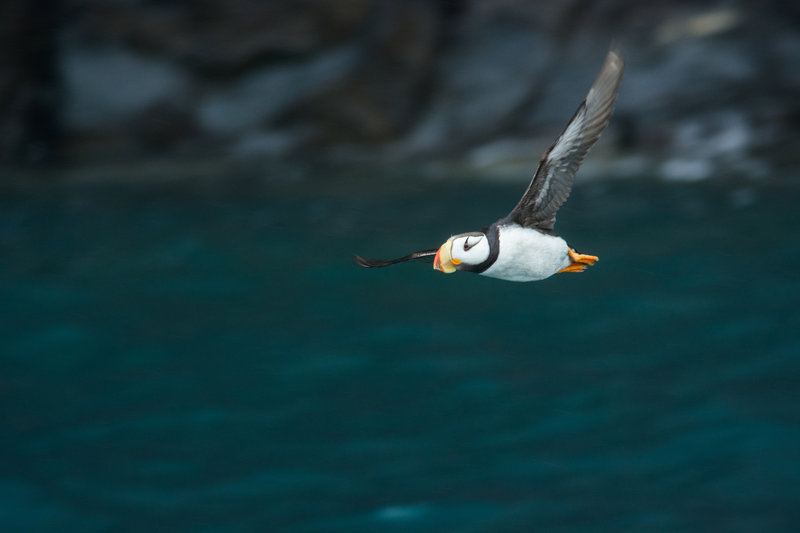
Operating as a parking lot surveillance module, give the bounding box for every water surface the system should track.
[1,171,799,532]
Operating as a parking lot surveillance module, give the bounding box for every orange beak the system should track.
[433,238,458,274]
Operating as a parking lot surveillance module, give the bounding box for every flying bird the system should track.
[355,47,624,282]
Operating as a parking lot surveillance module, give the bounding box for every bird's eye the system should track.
[463,236,481,251]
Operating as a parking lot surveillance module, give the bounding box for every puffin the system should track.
[355,47,624,282]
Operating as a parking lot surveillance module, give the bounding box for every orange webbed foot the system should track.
[558,249,599,274]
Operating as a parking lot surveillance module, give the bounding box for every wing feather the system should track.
[506,47,625,231]
[354,249,438,268]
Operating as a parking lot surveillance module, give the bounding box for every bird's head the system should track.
[433,232,490,273]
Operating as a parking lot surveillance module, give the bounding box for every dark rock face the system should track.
[3,0,799,178]
[1,0,62,164]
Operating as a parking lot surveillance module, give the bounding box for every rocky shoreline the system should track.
[2,1,799,181]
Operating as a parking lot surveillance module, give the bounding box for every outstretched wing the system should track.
[506,47,625,232]
[354,249,438,268]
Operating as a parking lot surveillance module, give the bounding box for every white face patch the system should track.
[450,233,490,266]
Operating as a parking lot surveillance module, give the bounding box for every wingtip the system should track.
[353,254,373,268]
[606,42,626,72]
[587,43,625,110]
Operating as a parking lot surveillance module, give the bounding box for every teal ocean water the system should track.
[1,172,799,532]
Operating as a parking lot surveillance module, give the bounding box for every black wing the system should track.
[354,249,438,268]
[506,47,625,232]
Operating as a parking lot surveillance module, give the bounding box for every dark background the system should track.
[2,0,799,180]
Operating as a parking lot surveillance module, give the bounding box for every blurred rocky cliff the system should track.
[3,0,799,180]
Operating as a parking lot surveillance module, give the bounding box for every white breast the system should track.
[481,224,571,282]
